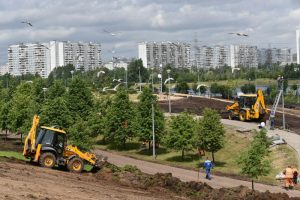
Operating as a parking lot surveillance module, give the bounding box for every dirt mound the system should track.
[95,163,299,200]
[159,97,300,133]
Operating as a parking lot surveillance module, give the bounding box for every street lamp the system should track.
[70,70,74,80]
[159,64,163,93]
[152,100,155,159]
[42,87,48,100]
[139,65,142,92]
[165,69,173,113]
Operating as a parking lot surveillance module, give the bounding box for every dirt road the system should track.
[0,160,176,200]
[95,149,300,198]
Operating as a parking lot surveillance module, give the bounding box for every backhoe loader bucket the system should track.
[90,154,108,173]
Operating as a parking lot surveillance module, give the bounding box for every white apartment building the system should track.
[296,30,300,64]
[8,41,102,78]
[258,48,291,66]
[196,45,229,69]
[63,41,101,71]
[138,42,191,69]
[0,63,8,75]
[230,45,258,68]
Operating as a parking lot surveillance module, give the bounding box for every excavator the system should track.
[226,89,268,121]
[23,115,107,173]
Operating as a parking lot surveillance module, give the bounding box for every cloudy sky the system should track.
[0,0,300,64]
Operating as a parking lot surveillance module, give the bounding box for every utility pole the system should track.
[167,69,171,113]
[282,79,285,130]
[151,67,154,92]
[139,65,141,92]
[152,103,155,159]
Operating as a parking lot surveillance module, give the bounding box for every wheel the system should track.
[67,157,84,173]
[228,111,234,120]
[239,111,246,122]
[39,152,56,168]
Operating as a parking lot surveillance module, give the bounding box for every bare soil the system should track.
[1,135,300,199]
[159,97,300,133]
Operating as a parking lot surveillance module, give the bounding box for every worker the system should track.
[283,165,294,189]
[293,167,298,185]
[203,157,213,180]
[277,75,283,91]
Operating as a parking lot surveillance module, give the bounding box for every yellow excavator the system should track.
[226,89,268,121]
[23,115,107,173]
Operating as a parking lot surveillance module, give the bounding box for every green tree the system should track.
[7,83,38,136]
[68,118,94,150]
[176,82,189,94]
[136,87,165,149]
[237,129,271,190]
[164,111,196,159]
[105,88,136,148]
[46,80,66,100]
[241,84,256,94]
[127,59,148,83]
[194,108,225,162]
[65,76,93,120]
[40,97,73,130]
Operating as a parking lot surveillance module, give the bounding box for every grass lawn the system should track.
[0,150,94,172]
[0,151,28,161]
[95,126,299,185]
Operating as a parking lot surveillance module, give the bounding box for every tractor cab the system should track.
[36,126,67,158]
[238,94,257,110]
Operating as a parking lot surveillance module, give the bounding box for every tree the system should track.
[194,108,225,162]
[65,76,93,120]
[105,88,136,148]
[136,87,165,149]
[68,118,94,150]
[241,84,256,94]
[46,80,66,100]
[40,97,73,130]
[176,82,189,94]
[164,111,196,159]
[7,83,38,137]
[127,59,148,83]
[237,129,271,190]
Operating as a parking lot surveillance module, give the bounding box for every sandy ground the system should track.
[0,160,178,200]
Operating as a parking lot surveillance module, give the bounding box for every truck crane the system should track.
[226,89,268,121]
[23,115,107,173]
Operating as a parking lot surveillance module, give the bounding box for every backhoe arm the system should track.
[23,115,40,156]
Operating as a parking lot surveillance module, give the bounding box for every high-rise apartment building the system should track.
[195,45,229,69]
[258,48,291,66]
[230,45,258,68]
[63,41,101,71]
[296,30,300,64]
[138,42,191,68]
[7,41,102,78]
[0,63,8,75]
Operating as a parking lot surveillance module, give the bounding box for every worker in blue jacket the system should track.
[203,157,213,180]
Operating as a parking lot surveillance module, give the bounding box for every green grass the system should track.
[0,151,28,161]
[95,126,299,185]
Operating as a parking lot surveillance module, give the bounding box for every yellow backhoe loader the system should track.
[23,115,107,173]
[226,89,268,121]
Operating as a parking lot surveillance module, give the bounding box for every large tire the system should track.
[228,111,234,120]
[39,152,56,168]
[239,111,246,122]
[67,157,84,173]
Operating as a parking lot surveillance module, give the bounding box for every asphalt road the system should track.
[95,115,300,197]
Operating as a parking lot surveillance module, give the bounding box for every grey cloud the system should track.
[0,0,299,64]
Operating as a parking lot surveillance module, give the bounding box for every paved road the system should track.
[95,149,300,197]
[95,115,300,197]
[221,119,300,164]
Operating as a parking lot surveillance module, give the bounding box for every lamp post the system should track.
[139,65,142,92]
[42,87,47,100]
[70,70,74,80]
[151,67,154,92]
[167,69,172,113]
[159,64,163,93]
[152,101,155,159]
